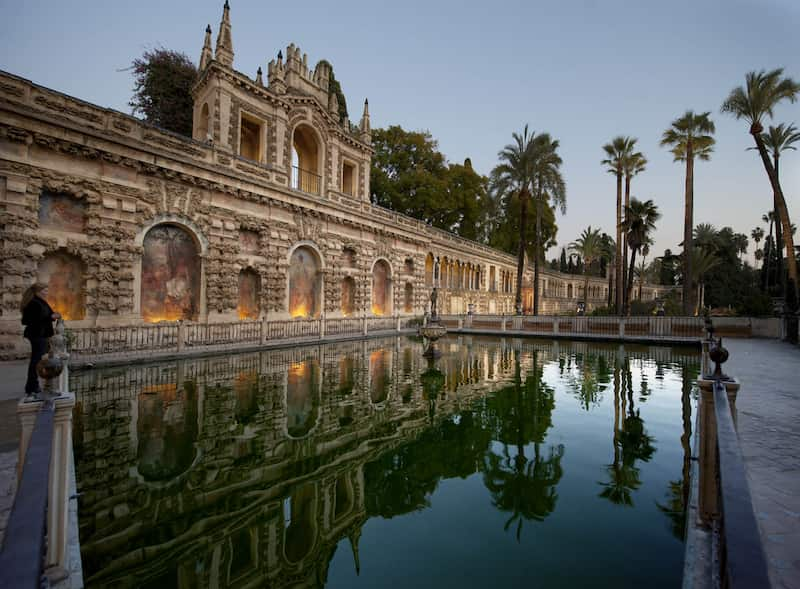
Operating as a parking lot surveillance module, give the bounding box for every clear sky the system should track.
[1,0,798,261]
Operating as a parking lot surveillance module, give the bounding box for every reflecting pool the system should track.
[71,335,699,588]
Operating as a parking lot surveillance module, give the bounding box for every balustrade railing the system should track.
[291,165,321,195]
[66,316,414,364]
[438,314,705,342]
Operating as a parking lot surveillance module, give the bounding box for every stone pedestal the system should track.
[16,393,76,572]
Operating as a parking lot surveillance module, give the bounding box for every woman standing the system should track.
[20,283,60,396]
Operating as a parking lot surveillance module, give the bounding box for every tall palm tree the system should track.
[531,134,567,314]
[570,226,603,308]
[761,123,800,298]
[602,136,636,314]
[693,223,719,250]
[621,198,661,314]
[660,111,716,315]
[722,69,800,306]
[492,126,536,314]
[621,148,647,308]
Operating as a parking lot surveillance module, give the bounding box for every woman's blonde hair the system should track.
[20,282,48,312]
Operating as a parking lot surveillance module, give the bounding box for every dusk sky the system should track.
[1,0,798,261]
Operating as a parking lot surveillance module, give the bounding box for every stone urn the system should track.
[34,319,69,398]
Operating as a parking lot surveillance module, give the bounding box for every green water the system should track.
[71,335,699,588]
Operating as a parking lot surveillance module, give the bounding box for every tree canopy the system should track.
[128,48,197,136]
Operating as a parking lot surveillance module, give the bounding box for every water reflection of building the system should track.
[71,336,698,587]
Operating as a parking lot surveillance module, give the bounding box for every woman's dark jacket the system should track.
[22,296,55,339]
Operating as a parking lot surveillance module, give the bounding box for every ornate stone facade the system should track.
[0,3,672,358]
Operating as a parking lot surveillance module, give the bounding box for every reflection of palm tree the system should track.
[568,352,603,410]
[483,350,564,539]
[598,357,655,507]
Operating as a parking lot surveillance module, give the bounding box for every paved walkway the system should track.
[726,339,800,589]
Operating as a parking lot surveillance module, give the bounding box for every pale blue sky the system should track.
[1,0,798,260]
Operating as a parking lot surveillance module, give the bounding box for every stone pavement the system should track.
[726,339,800,589]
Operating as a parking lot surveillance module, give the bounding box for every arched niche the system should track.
[136,381,198,482]
[237,268,261,320]
[369,349,391,404]
[424,253,434,287]
[283,483,318,564]
[404,282,413,313]
[340,276,355,317]
[286,359,320,438]
[197,102,210,141]
[37,250,85,320]
[288,245,323,319]
[371,259,392,316]
[291,124,322,194]
[141,223,201,322]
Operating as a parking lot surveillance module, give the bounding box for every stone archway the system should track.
[237,268,260,319]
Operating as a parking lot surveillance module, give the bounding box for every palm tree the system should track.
[751,226,764,266]
[762,211,776,289]
[692,247,720,314]
[570,226,603,308]
[693,223,719,250]
[621,199,661,314]
[722,69,800,306]
[531,134,567,315]
[661,111,716,315]
[492,126,536,314]
[621,147,647,307]
[603,136,637,314]
[761,123,800,298]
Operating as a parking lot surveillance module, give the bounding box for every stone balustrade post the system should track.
[362,316,368,336]
[261,315,269,345]
[457,318,463,330]
[552,316,559,335]
[320,315,326,339]
[501,318,506,332]
[16,393,76,574]
[396,315,401,332]
[177,320,186,353]
[619,317,625,339]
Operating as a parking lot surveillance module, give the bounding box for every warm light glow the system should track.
[289,362,308,378]
[371,304,384,316]
[141,383,178,400]
[290,303,310,318]
[144,315,182,324]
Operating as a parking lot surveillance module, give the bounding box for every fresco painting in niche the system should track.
[239,229,260,254]
[286,359,320,437]
[369,349,391,403]
[141,224,200,322]
[237,269,260,319]
[340,277,355,316]
[137,381,198,482]
[288,247,320,318]
[38,191,86,233]
[37,251,85,320]
[371,260,391,316]
[404,282,413,313]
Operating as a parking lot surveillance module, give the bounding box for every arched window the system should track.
[288,246,322,318]
[567,284,573,299]
[424,253,434,287]
[237,268,260,319]
[37,250,85,320]
[404,282,413,313]
[371,260,392,316]
[141,224,200,322]
[291,124,321,194]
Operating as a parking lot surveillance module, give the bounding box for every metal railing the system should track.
[66,316,417,365]
[291,165,321,195]
[0,404,53,589]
